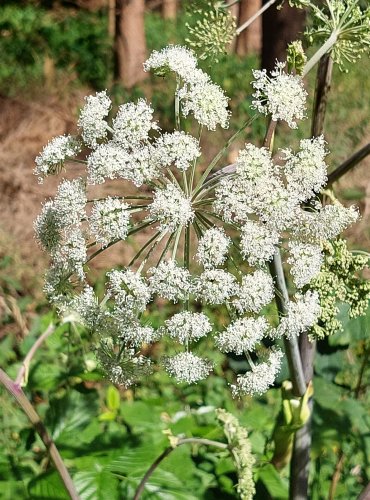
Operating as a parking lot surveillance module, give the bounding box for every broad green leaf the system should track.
[28,470,70,499]
[73,469,119,500]
[45,390,100,447]
[257,464,289,499]
[120,401,163,431]
[0,480,28,498]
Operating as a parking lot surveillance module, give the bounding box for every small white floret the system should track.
[165,352,212,383]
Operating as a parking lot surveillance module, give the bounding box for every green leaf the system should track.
[73,469,119,500]
[106,386,120,412]
[257,464,289,499]
[28,470,70,499]
[98,411,117,422]
[45,390,100,447]
[120,401,163,431]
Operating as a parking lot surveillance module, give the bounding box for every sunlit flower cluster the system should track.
[144,45,230,130]
[34,45,360,397]
[251,61,307,128]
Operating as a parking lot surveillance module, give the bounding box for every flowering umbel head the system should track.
[34,45,361,396]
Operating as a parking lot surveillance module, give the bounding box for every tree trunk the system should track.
[262,0,306,71]
[115,0,147,88]
[162,0,177,19]
[236,0,262,56]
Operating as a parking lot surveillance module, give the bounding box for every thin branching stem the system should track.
[128,231,162,268]
[190,124,203,191]
[138,231,167,272]
[157,231,175,267]
[15,324,55,387]
[192,116,256,199]
[327,143,370,185]
[171,227,182,260]
[86,220,155,264]
[236,0,277,35]
[133,438,228,500]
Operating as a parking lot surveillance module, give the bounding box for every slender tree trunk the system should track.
[108,0,116,39]
[262,0,306,71]
[235,0,262,55]
[162,0,177,19]
[115,0,147,88]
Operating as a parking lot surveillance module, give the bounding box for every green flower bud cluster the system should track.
[310,239,370,338]
[186,2,236,62]
[216,409,255,500]
[287,40,307,75]
[295,0,370,71]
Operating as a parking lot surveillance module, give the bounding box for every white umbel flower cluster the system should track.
[164,352,212,383]
[71,285,100,330]
[216,317,269,355]
[236,143,274,180]
[240,221,279,267]
[52,227,87,280]
[34,135,80,183]
[155,131,201,171]
[117,319,157,348]
[87,143,128,184]
[233,270,274,314]
[148,260,192,303]
[196,227,231,268]
[276,291,321,339]
[149,183,194,232]
[34,178,86,253]
[89,197,130,247]
[107,269,151,314]
[144,45,230,130]
[163,311,212,344]
[143,45,198,79]
[287,242,323,289]
[251,61,307,128]
[283,136,328,202]
[78,91,111,147]
[195,269,238,305]
[113,99,159,147]
[231,348,284,396]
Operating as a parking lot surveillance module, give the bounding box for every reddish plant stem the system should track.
[15,324,55,387]
[0,368,79,499]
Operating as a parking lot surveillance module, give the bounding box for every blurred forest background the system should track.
[0,1,369,499]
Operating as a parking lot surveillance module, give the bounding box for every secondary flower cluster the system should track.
[34,45,359,397]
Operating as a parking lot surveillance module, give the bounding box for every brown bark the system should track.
[108,0,116,39]
[236,0,262,55]
[162,0,177,19]
[262,0,306,72]
[115,0,147,88]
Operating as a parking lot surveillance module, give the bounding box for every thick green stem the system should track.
[269,252,306,397]
[0,368,79,500]
[290,45,335,500]
[302,31,338,77]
